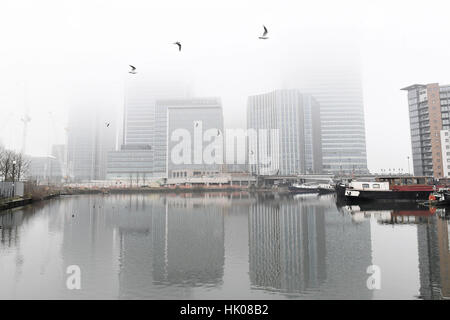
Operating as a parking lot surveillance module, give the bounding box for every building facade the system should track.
[154,98,224,178]
[440,130,450,178]
[119,78,191,178]
[283,63,368,174]
[402,83,450,178]
[247,90,322,175]
[106,144,153,181]
[67,102,116,182]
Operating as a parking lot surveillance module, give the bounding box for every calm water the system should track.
[0,192,449,300]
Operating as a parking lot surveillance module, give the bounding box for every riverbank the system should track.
[1,186,290,212]
[0,193,60,212]
[61,186,289,194]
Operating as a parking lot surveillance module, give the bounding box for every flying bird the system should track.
[259,25,269,39]
[174,42,182,51]
[105,122,110,128]
[129,65,137,74]
[217,129,221,136]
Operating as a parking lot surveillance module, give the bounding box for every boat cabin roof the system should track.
[375,176,435,185]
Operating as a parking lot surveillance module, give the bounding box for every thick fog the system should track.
[1,0,450,173]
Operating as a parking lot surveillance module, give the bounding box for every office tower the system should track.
[247,89,322,175]
[109,78,191,180]
[154,98,224,178]
[283,59,368,174]
[123,78,191,146]
[303,94,323,173]
[67,101,116,181]
[402,83,450,178]
[106,144,153,181]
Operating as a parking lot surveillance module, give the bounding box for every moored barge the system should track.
[342,176,442,203]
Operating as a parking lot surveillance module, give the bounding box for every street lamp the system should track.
[12,160,17,198]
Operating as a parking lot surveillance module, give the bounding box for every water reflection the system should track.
[341,202,450,300]
[0,193,449,299]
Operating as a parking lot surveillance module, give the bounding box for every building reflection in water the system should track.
[2,192,450,299]
[114,193,225,299]
[417,212,450,300]
[249,195,326,293]
[342,203,450,300]
[249,194,372,298]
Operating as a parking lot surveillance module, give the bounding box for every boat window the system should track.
[373,184,380,189]
[362,184,370,188]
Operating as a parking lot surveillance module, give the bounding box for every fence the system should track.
[0,182,24,199]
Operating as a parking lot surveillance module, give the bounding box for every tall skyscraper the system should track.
[67,101,116,181]
[402,83,450,178]
[123,78,191,146]
[247,89,322,175]
[283,59,368,174]
[154,98,224,178]
[110,78,191,180]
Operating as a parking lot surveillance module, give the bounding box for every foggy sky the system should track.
[2,0,450,173]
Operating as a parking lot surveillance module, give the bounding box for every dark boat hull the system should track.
[288,187,319,194]
[345,189,433,203]
[336,184,347,198]
[318,188,335,195]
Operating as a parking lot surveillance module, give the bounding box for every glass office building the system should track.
[106,144,153,181]
[283,60,368,175]
[247,90,322,175]
[154,98,224,178]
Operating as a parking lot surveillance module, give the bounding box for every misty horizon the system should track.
[2,0,450,174]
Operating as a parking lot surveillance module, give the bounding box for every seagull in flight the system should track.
[174,42,182,51]
[129,65,137,74]
[217,129,221,136]
[105,122,110,128]
[259,25,269,39]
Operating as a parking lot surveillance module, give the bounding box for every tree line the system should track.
[0,147,29,182]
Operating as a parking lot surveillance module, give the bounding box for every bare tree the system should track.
[13,153,29,181]
[0,148,30,182]
[0,149,14,181]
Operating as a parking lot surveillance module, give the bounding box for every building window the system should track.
[373,184,380,189]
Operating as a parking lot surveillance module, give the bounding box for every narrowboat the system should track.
[343,176,441,202]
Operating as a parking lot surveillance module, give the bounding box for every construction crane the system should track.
[21,114,31,154]
[20,82,31,155]
[48,111,68,181]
